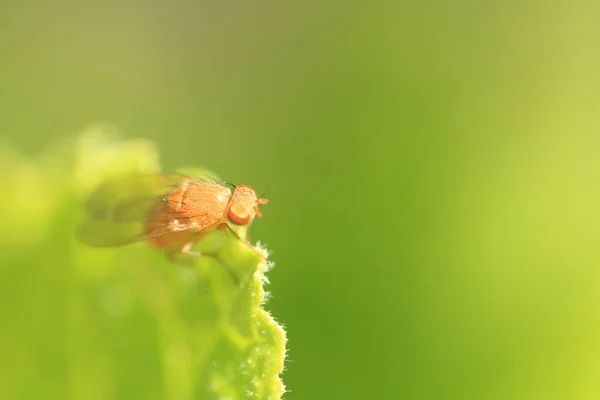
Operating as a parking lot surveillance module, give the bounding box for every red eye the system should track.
[228,203,251,225]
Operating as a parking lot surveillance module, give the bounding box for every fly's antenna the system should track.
[260,179,276,199]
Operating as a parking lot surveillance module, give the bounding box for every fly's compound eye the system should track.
[228,203,252,225]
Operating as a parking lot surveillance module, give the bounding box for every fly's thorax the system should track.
[167,181,191,210]
[156,180,232,231]
[167,180,231,211]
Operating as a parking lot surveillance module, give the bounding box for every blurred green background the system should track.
[2,1,600,399]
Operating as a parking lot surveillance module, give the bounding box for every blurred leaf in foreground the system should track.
[0,125,286,400]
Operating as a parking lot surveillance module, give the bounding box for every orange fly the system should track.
[78,173,268,264]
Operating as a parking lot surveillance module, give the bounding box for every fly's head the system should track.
[227,185,269,225]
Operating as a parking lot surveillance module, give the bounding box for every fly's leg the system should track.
[180,241,240,285]
[218,224,267,260]
[181,241,202,256]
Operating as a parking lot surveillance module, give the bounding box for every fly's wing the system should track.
[77,172,221,247]
[77,218,155,247]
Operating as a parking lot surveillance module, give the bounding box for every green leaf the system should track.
[0,125,287,400]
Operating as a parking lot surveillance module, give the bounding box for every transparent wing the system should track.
[77,172,221,247]
[77,218,155,247]
[83,172,221,221]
